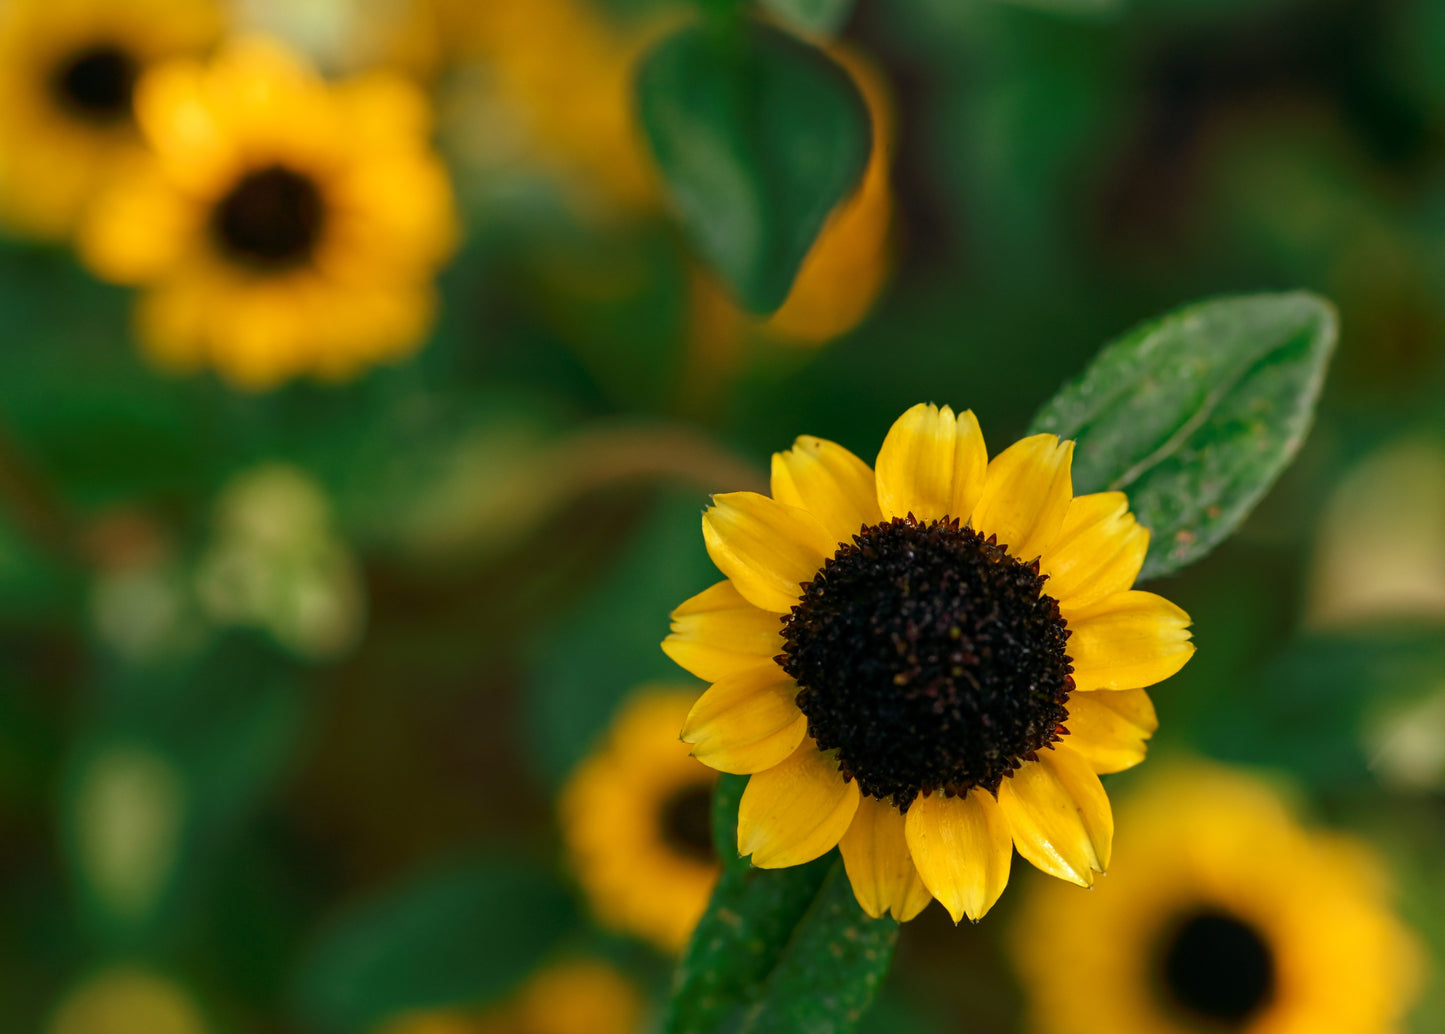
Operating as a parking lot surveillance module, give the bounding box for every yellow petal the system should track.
[682,667,807,774]
[1040,492,1150,610]
[1065,590,1195,692]
[738,742,860,868]
[971,435,1075,562]
[663,581,784,682]
[874,403,987,524]
[904,788,1012,923]
[702,492,834,614]
[1063,689,1157,774]
[998,746,1113,887]
[839,796,933,921]
[770,436,881,548]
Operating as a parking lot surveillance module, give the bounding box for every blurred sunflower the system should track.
[560,687,719,953]
[1011,764,1423,1034]
[663,403,1195,922]
[380,958,644,1034]
[0,0,221,240]
[79,37,458,390]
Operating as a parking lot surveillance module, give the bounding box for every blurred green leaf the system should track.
[1029,292,1337,579]
[759,0,857,37]
[1191,626,1445,790]
[664,775,897,1034]
[637,20,871,313]
[293,857,576,1034]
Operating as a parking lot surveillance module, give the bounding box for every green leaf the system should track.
[664,775,898,1034]
[636,20,872,314]
[1029,292,1336,580]
[758,0,858,37]
[292,858,576,1033]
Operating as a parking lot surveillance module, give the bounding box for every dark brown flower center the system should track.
[1160,909,1276,1026]
[781,516,1073,810]
[53,44,137,124]
[212,165,326,269]
[658,780,715,863]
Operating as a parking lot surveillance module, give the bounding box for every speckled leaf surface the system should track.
[663,775,897,1034]
[1029,292,1336,580]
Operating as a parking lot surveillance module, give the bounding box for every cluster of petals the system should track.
[664,403,1195,922]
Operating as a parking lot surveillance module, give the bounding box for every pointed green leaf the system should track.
[664,774,897,1034]
[1029,292,1336,580]
[636,20,872,314]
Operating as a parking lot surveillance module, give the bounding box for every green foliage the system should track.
[663,774,898,1034]
[292,858,576,1033]
[636,19,872,313]
[1030,293,1337,580]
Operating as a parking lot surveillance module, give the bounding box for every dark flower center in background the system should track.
[781,516,1073,810]
[1160,909,1276,1026]
[658,780,715,863]
[53,44,137,124]
[212,165,327,269]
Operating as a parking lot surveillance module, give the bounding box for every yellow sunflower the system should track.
[560,687,719,953]
[379,958,644,1034]
[662,403,1195,923]
[0,0,221,241]
[78,37,459,390]
[1010,763,1424,1034]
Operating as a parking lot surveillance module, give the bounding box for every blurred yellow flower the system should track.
[1010,763,1423,1034]
[663,404,1194,922]
[49,967,207,1034]
[560,687,719,953]
[79,37,459,390]
[0,0,221,241]
[437,0,660,217]
[380,958,644,1034]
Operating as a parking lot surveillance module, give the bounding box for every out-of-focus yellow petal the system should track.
[702,492,834,614]
[682,666,807,775]
[79,165,200,283]
[998,746,1113,887]
[904,788,1012,922]
[1066,590,1195,692]
[662,580,783,682]
[770,436,881,548]
[874,403,988,524]
[839,796,933,921]
[1063,689,1157,774]
[972,434,1075,563]
[738,742,859,868]
[1040,492,1149,610]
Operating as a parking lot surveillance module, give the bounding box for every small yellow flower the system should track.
[560,688,719,953]
[663,403,1195,922]
[379,958,644,1034]
[79,37,459,390]
[0,0,221,241]
[1010,763,1424,1034]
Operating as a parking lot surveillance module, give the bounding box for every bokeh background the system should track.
[1,0,1443,1031]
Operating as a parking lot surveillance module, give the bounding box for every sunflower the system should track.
[559,687,719,953]
[78,37,459,390]
[378,958,644,1034]
[0,0,221,241]
[661,403,1195,923]
[1010,763,1423,1034]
